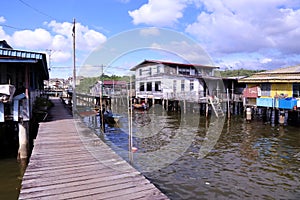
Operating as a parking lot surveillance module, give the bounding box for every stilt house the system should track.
[0,40,49,159]
[130,60,220,103]
[239,65,300,109]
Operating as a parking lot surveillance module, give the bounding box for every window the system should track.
[173,80,177,93]
[157,66,160,73]
[149,67,152,76]
[146,82,152,91]
[155,81,161,91]
[139,82,144,91]
[261,83,271,96]
[190,80,194,91]
[139,69,142,76]
[178,68,190,75]
[293,83,300,98]
[181,80,185,92]
[190,69,195,75]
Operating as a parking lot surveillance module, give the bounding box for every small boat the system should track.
[103,111,115,124]
[132,103,148,110]
[98,110,121,125]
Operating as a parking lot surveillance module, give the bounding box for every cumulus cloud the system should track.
[51,51,72,63]
[0,20,107,66]
[11,28,52,49]
[0,26,10,41]
[185,0,300,55]
[0,16,6,23]
[46,20,107,51]
[129,0,187,26]
[151,40,213,65]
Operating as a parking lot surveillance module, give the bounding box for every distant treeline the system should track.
[76,74,133,93]
[219,69,265,77]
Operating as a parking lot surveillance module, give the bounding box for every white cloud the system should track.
[83,30,107,50]
[0,16,6,23]
[151,40,213,65]
[11,28,52,49]
[185,0,300,56]
[129,0,187,26]
[0,26,10,41]
[260,58,272,64]
[51,51,71,63]
[52,34,69,51]
[46,20,107,51]
[0,20,107,72]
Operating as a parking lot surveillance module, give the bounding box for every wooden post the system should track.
[279,110,285,125]
[152,97,155,107]
[206,103,209,118]
[18,122,29,160]
[226,88,230,119]
[166,99,168,111]
[246,107,252,121]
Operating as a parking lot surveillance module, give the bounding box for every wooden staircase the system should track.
[208,96,224,118]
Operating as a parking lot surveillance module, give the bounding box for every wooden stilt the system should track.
[18,122,29,160]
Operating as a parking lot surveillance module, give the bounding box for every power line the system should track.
[0,24,24,30]
[18,0,61,21]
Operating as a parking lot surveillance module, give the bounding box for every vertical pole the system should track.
[18,65,30,160]
[206,103,209,118]
[128,75,133,163]
[100,66,105,133]
[227,88,230,119]
[18,122,29,160]
[72,18,77,115]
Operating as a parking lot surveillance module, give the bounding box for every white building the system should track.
[130,60,220,102]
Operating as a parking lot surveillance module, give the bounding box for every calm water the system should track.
[83,105,300,200]
[0,157,25,200]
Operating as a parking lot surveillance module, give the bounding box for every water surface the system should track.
[83,107,300,199]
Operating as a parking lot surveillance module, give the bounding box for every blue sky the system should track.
[1,0,300,78]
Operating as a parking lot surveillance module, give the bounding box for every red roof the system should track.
[103,80,127,85]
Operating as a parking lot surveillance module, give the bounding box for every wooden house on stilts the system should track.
[239,65,300,124]
[130,60,228,116]
[0,40,49,159]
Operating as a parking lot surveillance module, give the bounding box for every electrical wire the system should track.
[18,0,57,20]
[0,24,23,30]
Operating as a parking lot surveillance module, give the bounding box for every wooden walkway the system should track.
[19,98,168,200]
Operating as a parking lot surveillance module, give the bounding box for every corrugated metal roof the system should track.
[257,65,300,74]
[0,47,49,80]
[130,60,219,71]
[239,65,300,83]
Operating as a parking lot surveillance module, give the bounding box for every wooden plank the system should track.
[19,97,169,200]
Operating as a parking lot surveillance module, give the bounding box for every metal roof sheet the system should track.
[239,65,300,83]
[130,60,219,71]
[0,47,49,80]
[257,65,300,74]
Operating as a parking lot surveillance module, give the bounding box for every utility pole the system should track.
[72,18,76,114]
[46,49,52,90]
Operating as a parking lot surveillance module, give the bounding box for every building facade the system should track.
[0,40,49,159]
[130,60,220,102]
[239,65,300,109]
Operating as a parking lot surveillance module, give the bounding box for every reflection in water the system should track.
[83,107,300,200]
